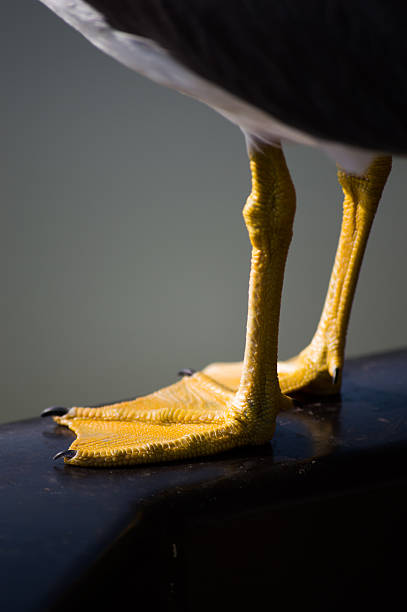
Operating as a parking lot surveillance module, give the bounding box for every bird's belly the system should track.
[39,0,376,174]
[40,1,318,142]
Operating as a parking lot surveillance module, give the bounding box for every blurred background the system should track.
[1,1,406,424]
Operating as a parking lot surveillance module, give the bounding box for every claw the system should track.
[177,368,196,377]
[53,449,77,461]
[332,368,341,385]
[41,406,69,418]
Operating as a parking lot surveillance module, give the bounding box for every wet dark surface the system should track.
[1,349,407,611]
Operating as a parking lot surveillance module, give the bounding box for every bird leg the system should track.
[204,156,392,396]
[47,145,295,465]
[277,155,392,394]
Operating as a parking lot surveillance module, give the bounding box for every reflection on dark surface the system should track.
[275,396,341,460]
[274,349,407,462]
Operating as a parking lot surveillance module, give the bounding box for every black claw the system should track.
[332,367,341,385]
[177,368,196,377]
[53,450,77,461]
[41,406,69,418]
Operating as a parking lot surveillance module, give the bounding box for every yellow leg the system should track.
[204,156,392,396]
[49,145,295,466]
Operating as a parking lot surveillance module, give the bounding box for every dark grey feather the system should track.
[82,0,407,153]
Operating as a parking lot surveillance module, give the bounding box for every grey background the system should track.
[1,1,406,424]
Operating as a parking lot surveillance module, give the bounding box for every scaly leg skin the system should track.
[47,145,296,466]
[203,156,392,396]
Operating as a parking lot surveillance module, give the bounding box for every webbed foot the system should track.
[47,372,287,466]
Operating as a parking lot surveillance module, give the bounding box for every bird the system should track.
[39,0,404,466]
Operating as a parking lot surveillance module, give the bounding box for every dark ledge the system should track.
[1,349,407,611]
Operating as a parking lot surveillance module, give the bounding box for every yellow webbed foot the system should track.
[277,346,341,395]
[50,373,283,466]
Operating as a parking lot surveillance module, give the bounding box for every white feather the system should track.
[40,0,379,174]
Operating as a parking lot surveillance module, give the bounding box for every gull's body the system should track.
[39,0,404,465]
[40,0,400,171]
